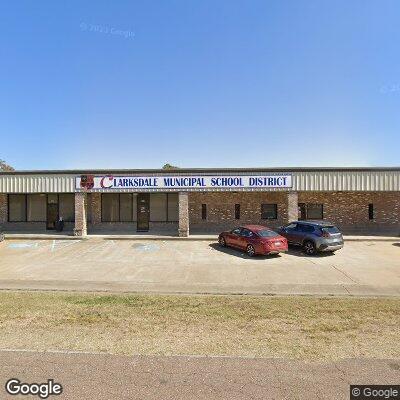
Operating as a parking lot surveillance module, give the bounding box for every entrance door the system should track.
[137,193,150,232]
[46,194,59,230]
[298,203,307,220]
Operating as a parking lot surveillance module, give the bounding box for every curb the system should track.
[3,235,399,242]
[0,284,399,297]
[4,236,86,241]
[344,238,400,242]
[3,235,215,241]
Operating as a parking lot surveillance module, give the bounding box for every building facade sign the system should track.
[76,175,293,190]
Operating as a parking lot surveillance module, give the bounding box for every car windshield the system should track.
[257,229,279,238]
[321,226,340,234]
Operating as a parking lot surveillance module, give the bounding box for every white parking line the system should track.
[50,240,81,252]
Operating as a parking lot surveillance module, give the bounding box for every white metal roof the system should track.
[0,168,399,192]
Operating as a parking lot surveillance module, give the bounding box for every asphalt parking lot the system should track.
[0,239,399,295]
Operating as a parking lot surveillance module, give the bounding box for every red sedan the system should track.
[218,225,288,257]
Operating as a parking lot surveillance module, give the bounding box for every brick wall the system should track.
[189,191,400,235]
[298,191,400,234]
[189,191,289,233]
[0,194,7,228]
[73,192,87,236]
[1,190,398,235]
[178,192,189,237]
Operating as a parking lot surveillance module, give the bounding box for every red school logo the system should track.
[80,175,94,189]
[100,175,114,188]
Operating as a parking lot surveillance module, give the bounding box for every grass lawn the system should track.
[0,291,399,360]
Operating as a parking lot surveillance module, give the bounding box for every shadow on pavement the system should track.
[392,243,400,247]
[286,246,336,258]
[209,243,336,259]
[209,243,283,260]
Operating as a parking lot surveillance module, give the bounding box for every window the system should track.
[8,194,26,222]
[27,194,46,222]
[307,204,323,219]
[9,194,74,223]
[257,229,279,238]
[120,194,133,222]
[298,203,323,220]
[101,194,120,222]
[285,222,297,231]
[235,204,240,220]
[47,194,58,205]
[241,228,254,237]
[321,226,340,234]
[59,194,75,222]
[101,193,177,223]
[368,204,374,220]
[167,193,178,222]
[201,204,207,220]
[149,194,178,222]
[231,227,242,235]
[150,193,167,221]
[101,193,136,222]
[261,204,277,220]
[298,224,315,233]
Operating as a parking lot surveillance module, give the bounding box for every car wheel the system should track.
[303,240,317,255]
[219,236,226,247]
[246,244,256,257]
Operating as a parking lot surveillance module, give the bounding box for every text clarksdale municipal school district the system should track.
[76,175,293,190]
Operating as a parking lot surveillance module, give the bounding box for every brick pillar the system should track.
[0,194,7,228]
[74,192,87,236]
[396,192,400,236]
[286,191,298,223]
[178,192,189,237]
[90,193,101,225]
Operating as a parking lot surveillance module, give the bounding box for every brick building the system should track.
[0,168,399,236]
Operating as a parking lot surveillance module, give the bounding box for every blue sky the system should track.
[1,0,399,170]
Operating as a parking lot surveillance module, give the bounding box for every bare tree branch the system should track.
[0,160,15,171]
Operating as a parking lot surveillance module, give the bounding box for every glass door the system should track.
[47,194,59,230]
[298,203,307,220]
[137,193,150,232]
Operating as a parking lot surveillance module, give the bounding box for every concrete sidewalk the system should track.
[0,351,399,400]
[3,232,400,241]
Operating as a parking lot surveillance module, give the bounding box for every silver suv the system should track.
[278,221,344,255]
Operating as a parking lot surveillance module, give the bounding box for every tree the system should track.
[0,160,14,171]
[162,163,179,170]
